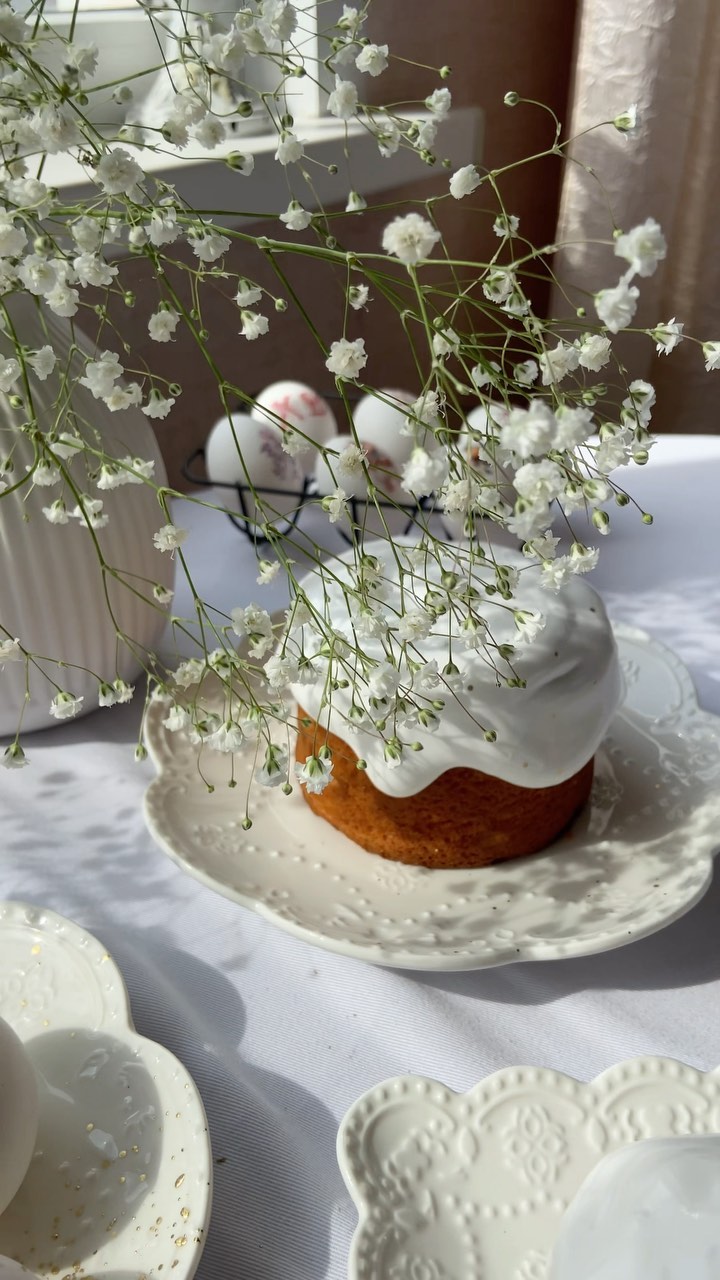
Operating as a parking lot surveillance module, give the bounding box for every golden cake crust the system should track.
[296,707,594,870]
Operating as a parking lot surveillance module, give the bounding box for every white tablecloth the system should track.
[3,434,720,1280]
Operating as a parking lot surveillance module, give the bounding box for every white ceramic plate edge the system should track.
[337,1058,720,1280]
[0,900,214,1280]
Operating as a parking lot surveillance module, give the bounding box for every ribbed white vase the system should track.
[0,296,174,735]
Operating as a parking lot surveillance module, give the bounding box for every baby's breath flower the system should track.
[264,652,298,687]
[577,333,612,371]
[120,455,155,483]
[0,216,27,257]
[652,318,684,355]
[148,207,181,246]
[348,283,370,310]
[322,487,348,523]
[240,310,270,340]
[163,705,190,732]
[98,681,117,707]
[148,308,179,342]
[325,336,367,379]
[95,148,144,196]
[703,341,720,371]
[295,753,334,793]
[425,86,451,117]
[142,391,175,419]
[153,523,188,553]
[613,103,639,135]
[257,744,289,787]
[493,212,519,237]
[514,359,539,385]
[372,115,401,156]
[514,459,565,505]
[235,281,263,307]
[0,355,20,392]
[275,131,304,165]
[470,361,501,390]
[42,498,69,523]
[27,344,56,380]
[499,401,556,460]
[614,217,666,278]
[2,743,28,769]
[432,328,460,357]
[193,114,226,149]
[188,229,231,263]
[538,340,580,385]
[514,610,546,644]
[346,190,367,213]
[327,76,358,120]
[279,200,312,231]
[382,212,441,263]
[0,637,23,666]
[257,558,280,584]
[231,604,274,657]
[594,278,639,333]
[540,556,573,591]
[402,445,448,496]
[569,543,600,574]
[355,42,388,75]
[49,691,84,720]
[449,164,481,199]
[28,461,60,486]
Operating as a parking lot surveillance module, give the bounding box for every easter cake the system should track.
[291,539,621,869]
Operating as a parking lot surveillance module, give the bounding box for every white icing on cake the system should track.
[550,1136,720,1280]
[291,539,622,797]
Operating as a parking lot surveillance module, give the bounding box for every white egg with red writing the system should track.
[251,381,337,471]
[0,1015,39,1217]
[440,405,515,543]
[205,411,304,529]
[352,388,415,467]
[314,433,413,538]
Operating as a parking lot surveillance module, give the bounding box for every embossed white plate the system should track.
[143,626,720,970]
[0,901,212,1279]
[337,1059,720,1280]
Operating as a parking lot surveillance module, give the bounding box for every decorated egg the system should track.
[251,380,337,472]
[440,405,515,544]
[205,411,304,530]
[351,388,415,466]
[313,433,414,539]
[0,1015,39,1217]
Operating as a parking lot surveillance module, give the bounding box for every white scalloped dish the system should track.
[0,901,212,1279]
[337,1059,720,1280]
[143,626,720,970]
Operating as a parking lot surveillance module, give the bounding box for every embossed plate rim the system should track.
[0,900,213,1280]
[143,625,720,970]
[337,1058,720,1280]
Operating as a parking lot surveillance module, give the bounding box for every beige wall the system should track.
[102,1,577,490]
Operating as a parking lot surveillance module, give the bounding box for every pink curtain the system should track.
[551,0,720,432]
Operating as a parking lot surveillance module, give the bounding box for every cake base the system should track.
[296,708,594,870]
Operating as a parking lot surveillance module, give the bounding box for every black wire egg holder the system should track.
[182,446,442,548]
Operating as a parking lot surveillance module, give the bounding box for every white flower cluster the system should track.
[1,0,718,790]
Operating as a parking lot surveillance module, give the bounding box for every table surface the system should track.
[3,433,720,1280]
